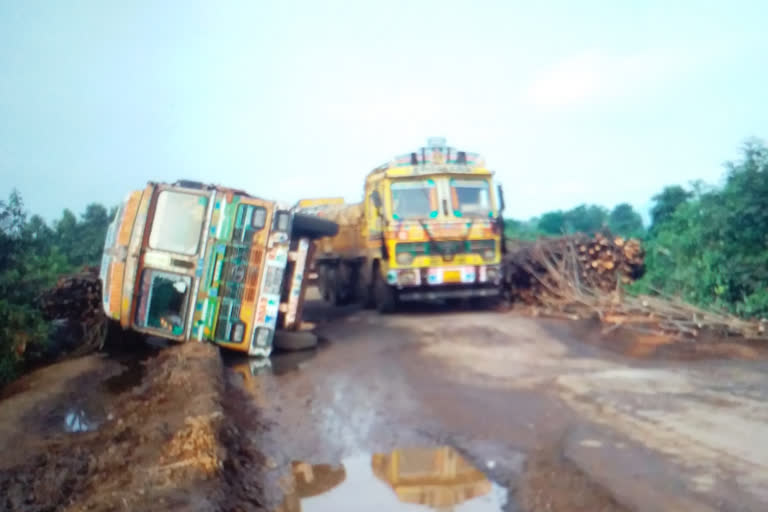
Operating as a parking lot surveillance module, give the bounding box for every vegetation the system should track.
[505,202,644,240]
[1,139,766,386]
[506,138,768,319]
[0,192,111,385]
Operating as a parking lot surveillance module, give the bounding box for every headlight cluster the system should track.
[251,326,272,350]
[398,270,419,286]
[396,252,414,265]
[231,322,245,343]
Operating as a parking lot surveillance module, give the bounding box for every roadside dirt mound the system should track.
[0,342,234,511]
[518,449,629,512]
[546,317,768,362]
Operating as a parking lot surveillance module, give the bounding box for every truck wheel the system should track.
[317,265,330,301]
[291,213,339,239]
[374,272,398,314]
[362,284,376,309]
[326,266,342,306]
[273,330,318,351]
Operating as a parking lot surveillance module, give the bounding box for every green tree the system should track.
[0,191,55,384]
[77,203,110,267]
[538,211,566,234]
[608,203,645,237]
[53,204,111,268]
[637,139,768,318]
[563,204,608,234]
[649,185,692,230]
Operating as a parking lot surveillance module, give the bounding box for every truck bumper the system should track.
[397,284,501,302]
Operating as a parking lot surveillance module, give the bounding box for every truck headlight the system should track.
[398,270,417,286]
[274,211,291,233]
[230,322,245,343]
[251,326,272,349]
[396,252,414,265]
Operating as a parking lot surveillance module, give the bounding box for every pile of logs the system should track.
[38,267,108,357]
[576,233,645,288]
[503,232,767,340]
[503,232,645,305]
[39,267,103,323]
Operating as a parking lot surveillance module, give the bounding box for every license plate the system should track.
[443,270,461,283]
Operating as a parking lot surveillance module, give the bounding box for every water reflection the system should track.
[275,462,347,512]
[372,446,493,508]
[64,408,98,432]
[274,446,506,511]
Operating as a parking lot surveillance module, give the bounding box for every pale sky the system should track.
[1,0,766,223]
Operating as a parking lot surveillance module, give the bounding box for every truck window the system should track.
[135,270,191,336]
[391,180,438,220]
[149,191,207,255]
[450,179,492,217]
[233,204,267,244]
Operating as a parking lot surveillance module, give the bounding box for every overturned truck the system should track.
[44,180,337,358]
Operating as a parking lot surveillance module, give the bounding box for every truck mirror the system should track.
[497,184,506,213]
[371,190,382,211]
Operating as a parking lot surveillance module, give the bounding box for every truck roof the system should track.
[369,141,491,179]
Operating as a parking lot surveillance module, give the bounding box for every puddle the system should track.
[63,407,99,432]
[275,446,508,511]
[224,347,320,379]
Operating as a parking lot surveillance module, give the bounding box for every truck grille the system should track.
[218,245,249,302]
[214,243,264,341]
[215,299,241,340]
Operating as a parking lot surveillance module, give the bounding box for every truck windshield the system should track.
[135,270,191,336]
[450,179,492,217]
[149,191,208,255]
[391,180,437,220]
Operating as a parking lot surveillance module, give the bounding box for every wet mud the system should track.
[2,292,767,511]
[228,297,768,512]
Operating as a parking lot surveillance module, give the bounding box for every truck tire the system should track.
[374,271,398,314]
[326,266,342,306]
[317,265,330,301]
[273,330,318,351]
[291,213,339,239]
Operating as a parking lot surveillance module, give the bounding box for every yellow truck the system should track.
[298,138,506,312]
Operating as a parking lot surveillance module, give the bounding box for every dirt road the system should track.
[2,291,768,511]
[226,293,768,512]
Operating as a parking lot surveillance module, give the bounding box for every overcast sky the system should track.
[1,0,766,223]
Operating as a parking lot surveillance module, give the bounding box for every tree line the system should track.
[0,193,112,383]
[505,138,768,319]
[1,138,766,385]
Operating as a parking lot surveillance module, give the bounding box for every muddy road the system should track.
[226,292,768,512]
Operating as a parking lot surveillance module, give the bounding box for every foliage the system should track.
[649,185,693,231]
[635,139,768,318]
[505,138,767,320]
[504,218,543,240]
[0,191,112,386]
[530,204,613,236]
[608,203,645,238]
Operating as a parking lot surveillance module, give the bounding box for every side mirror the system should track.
[497,184,506,213]
[371,190,383,211]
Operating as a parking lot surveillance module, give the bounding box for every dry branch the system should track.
[503,233,767,340]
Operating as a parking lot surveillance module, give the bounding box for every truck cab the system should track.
[301,138,505,312]
[363,139,505,306]
[99,180,336,356]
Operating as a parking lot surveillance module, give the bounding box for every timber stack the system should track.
[503,232,645,305]
[38,267,108,357]
[39,267,103,323]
